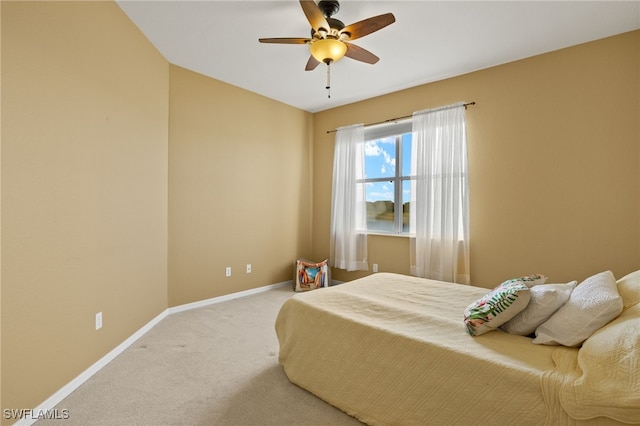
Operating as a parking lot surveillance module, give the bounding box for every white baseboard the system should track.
[11,309,168,426]
[167,280,291,314]
[11,280,292,426]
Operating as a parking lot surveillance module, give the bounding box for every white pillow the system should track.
[616,269,640,310]
[500,281,576,336]
[533,271,623,347]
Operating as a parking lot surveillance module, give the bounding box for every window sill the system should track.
[359,231,409,238]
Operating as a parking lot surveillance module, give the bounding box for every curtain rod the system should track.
[326,101,476,134]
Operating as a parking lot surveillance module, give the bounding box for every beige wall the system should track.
[0,0,3,413]
[1,1,314,417]
[1,1,169,419]
[313,31,640,288]
[168,65,313,306]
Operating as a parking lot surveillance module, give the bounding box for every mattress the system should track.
[275,273,563,425]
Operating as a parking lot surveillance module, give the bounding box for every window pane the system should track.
[364,137,396,179]
[401,133,412,177]
[365,181,395,233]
[402,179,411,233]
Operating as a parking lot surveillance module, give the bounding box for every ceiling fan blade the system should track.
[340,13,395,41]
[299,0,330,32]
[345,43,380,64]
[259,37,311,44]
[305,55,321,71]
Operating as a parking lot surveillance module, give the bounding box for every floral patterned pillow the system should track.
[464,280,531,336]
[501,274,547,288]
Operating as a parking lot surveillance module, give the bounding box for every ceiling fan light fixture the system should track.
[310,38,347,64]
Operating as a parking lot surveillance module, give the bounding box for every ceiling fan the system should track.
[259,0,395,97]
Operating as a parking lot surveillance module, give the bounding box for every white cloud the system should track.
[364,141,395,174]
[364,141,382,157]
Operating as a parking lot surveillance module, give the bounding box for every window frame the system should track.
[357,119,414,236]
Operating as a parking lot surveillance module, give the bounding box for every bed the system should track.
[275,271,640,425]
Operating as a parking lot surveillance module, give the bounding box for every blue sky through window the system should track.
[363,134,412,203]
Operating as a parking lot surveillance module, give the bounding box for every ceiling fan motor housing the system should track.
[312,0,345,39]
[318,0,340,18]
[311,17,345,39]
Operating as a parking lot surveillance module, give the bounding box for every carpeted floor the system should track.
[37,285,363,426]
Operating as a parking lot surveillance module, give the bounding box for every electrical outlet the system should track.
[246,264,252,273]
[225,266,231,277]
[373,263,379,273]
[95,312,103,330]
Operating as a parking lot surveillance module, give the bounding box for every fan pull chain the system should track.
[326,62,331,98]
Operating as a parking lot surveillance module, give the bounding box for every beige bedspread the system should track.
[276,272,640,425]
[276,273,561,425]
[542,300,640,425]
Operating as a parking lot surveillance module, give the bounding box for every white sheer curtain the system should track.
[410,104,470,284]
[330,124,369,271]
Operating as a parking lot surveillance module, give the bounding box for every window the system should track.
[332,103,469,282]
[358,120,412,235]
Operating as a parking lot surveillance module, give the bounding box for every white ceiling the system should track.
[116,1,640,113]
